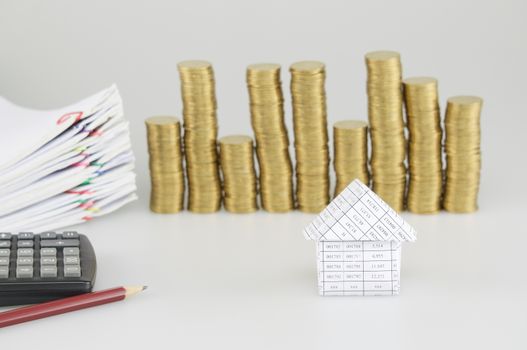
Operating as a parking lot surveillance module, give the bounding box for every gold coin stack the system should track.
[290,61,330,213]
[443,96,483,213]
[365,51,407,211]
[145,116,185,213]
[333,120,370,196]
[403,77,443,214]
[219,135,258,213]
[246,63,294,212]
[178,60,222,213]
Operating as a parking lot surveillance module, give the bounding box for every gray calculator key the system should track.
[0,266,8,279]
[17,248,34,257]
[40,266,57,278]
[17,240,34,248]
[18,232,34,240]
[64,256,80,265]
[0,241,11,248]
[0,257,9,265]
[40,232,57,240]
[0,232,11,240]
[62,231,79,239]
[40,239,80,248]
[40,256,57,265]
[63,247,80,256]
[64,265,81,277]
[40,248,57,256]
[0,249,10,257]
[17,257,33,265]
[17,266,33,278]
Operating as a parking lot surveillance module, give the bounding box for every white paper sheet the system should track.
[0,172,136,228]
[304,179,417,242]
[0,85,117,170]
[303,179,417,296]
[20,186,137,232]
[316,241,402,296]
[25,193,137,233]
[0,85,136,231]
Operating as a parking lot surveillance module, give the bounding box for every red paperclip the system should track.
[89,130,103,137]
[79,200,95,209]
[56,111,83,125]
[66,189,94,195]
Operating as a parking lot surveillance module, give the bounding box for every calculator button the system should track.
[0,257,9,265]
[0,266,8,279]
[0,232,11,240]
[17,248,34,257]
[40,232,57,240]
[40,239,80,248]
[0,249,10,257]
[16,266,33,278]
[0,241,11,248]
[18,232,34,240]
[40,248,57,256]
[17,240,34,248]
[62,231,79,239]
[17,257,33,266]
[64,265,81,277]
[64,247,80,256]
[40,266,57,278]
[40,256,57,265]
[64,256,80,265]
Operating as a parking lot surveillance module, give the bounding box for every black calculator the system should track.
[0,231,96,306]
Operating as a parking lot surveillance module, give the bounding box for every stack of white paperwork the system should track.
[0,85,137,232]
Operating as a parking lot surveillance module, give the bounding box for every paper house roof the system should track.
[303,179,417,242]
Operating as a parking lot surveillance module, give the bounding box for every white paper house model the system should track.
[303,179,417,296]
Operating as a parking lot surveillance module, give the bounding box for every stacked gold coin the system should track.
[443,96,483,213]
[333,120,369,196]
[145,116,185,213]
[178,60,221,213]
[219,135,258,213]
[403,77,443,214]
[246,63,294,212]
[290,61,330,212]
[365,51,407,211]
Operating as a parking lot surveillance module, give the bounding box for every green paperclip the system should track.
[80,177,93,186]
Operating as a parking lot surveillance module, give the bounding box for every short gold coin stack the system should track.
[178,60,222,213]
[365,51,407,211]
[443,96,483,213]
[333,120,369,196]
[290,61,330,213]
[219,135,258,213]
[246,64,294,212]
[403,77,443,214]
[145,116,185,213]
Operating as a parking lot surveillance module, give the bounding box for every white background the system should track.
[1,0,526,348]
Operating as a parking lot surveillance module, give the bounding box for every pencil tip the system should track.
[142,286,148,291]
[125,286,147,298]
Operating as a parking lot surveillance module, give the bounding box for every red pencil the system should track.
[0,286,146,328]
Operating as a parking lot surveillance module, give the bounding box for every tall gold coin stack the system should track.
[145,116,185,213]
[246,64,294,212]
[333,120,369,196]
[443,96,483,213]
[290,61,330,213]
[178,60,222,213]
[219,135,258,213]
[403,77,443,214]
[365,51,407,211]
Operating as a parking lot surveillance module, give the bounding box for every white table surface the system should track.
[1,0,526,348]
[1,197,526,349]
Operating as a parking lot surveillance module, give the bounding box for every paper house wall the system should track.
[303,179,417,296]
